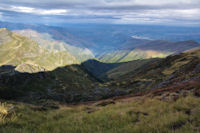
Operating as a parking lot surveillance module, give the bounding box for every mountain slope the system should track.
[0,28,99,102]
[1,22,200,56]
[99,40,200,63]
[82,58,160,81]
[14,29,94,62]
[0,28,79,72]
[107,48,200,94]
[82,59,123,81]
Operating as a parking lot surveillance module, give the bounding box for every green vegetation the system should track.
[0,65,98,102]
[98,49,172,63]
[0,28,200,133]
[82,58,161,81]
[108,48,200,92]
[0,28,79,72]
[0,94,200,133]
[14,29,95,62]
[98,40,200,63]
[82,59,123,81]
[0,29,98,102]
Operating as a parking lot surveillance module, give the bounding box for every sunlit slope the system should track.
[99,40,200,63]
[14,29,94,62]
[0,28,98,102]
[107,48,200,93]
[0,28,79,72]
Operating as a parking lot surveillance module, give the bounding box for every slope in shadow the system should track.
[0,64,100,102]
[0,62,131,103]
[1,47,200,104]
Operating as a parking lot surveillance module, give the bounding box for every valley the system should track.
[0,26,199,132]
[0,0,200,132]
[0,27,199,103]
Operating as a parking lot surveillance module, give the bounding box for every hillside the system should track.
[1,22,200,56]
[99,40,200,63]
[14,29,94,62]
[1,28,200,103]
[106,48,200,94]
[82,58,160,81]
[0,28,98,102]
[0,28,79,72]
[0,28,200,133]
[82,59,123,81]
[1,77,200,133]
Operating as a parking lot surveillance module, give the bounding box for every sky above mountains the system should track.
[0,0,200,26]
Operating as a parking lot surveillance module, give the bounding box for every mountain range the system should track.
[0,24,200,132]
[1,21,200,57]
[0,27,199,102]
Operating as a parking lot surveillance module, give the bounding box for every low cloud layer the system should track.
[0,0,199,25]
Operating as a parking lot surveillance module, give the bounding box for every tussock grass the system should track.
[0,95,200,133]
[0,102,16,124]
[0,102,8,115]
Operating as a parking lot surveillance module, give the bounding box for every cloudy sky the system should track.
[0,0,200,25]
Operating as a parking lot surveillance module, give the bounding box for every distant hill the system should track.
[98,40,200,63]
[1,21,200,56]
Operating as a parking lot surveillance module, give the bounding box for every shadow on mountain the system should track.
[0,63,100,103]
[82,59,125,81]
[0,60,132,103]
[135,40,200,53]
[1,47,200,104]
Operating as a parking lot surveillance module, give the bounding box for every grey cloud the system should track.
[0,0,199,25]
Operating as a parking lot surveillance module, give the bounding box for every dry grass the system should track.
[0,102,16,124]
[0,94,200,133]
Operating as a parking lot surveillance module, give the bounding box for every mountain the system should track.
[106,48,200,94]
[1,27,200,103]
[1,22,200,133]
[1,48,200,133]
[0,28,99,102]
[82,59,123,81]
[1,26,200,132]
[1,21,200,56]
[0,28,79,72]
[82,58,160,81]
[14,29,94,62]
[98,40,200,63]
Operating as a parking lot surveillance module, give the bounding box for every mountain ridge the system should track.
[98,40,200,63]
[0,28,79,72]
[14,29,95,62]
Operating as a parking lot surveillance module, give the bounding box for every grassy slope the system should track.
[0,28,79,72]
[82,58,161,81]
[106,58,161,80]
[1,93,200,133]
[98,49,171,63]
[81,59,124,81]
[14,29,95,62]
[99,40,200,63]
[0,29,98,102]
[107,48,200,92]
[0,64,98,102]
